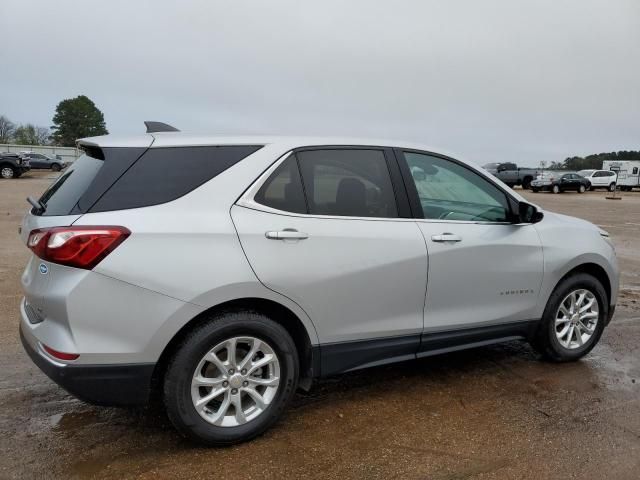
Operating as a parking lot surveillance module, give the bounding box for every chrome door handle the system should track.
[431,233,462,243]
[265,229,309,240]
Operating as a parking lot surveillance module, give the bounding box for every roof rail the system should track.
[144,121,180,133]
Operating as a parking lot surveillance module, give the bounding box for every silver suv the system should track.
[19,126,619,445]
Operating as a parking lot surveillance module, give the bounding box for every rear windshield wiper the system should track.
[27,196,46,214]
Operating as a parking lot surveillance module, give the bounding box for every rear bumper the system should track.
[20,324,155,406]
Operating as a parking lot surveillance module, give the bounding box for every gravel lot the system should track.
[1,172,639,479]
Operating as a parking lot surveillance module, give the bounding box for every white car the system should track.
[578,169,618,191]
[19,123,619,445]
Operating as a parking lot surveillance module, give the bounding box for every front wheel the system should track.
[532,273,607,362]
[163,311,299,446]
[51,163,61,172]
[532,188,540,193]
[578,185,586,193]
[552,185,560,194]
[609,183,616,192]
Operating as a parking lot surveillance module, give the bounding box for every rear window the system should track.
[35,145,261,216]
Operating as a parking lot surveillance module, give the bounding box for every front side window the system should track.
[296,149,398,218]
[402,152,510,222]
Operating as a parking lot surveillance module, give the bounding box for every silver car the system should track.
[19,125,619,445]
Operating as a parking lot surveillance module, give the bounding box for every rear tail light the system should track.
[27,226,130,270]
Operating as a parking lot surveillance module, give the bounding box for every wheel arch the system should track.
[552,262,612,307]
[151,297,318,395]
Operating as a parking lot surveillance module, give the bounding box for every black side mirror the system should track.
[518,202,543,224]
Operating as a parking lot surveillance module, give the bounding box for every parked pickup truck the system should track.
[0,153,30,179]
[482,162,540,189]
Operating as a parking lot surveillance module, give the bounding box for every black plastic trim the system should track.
[21,327,155,407]
[419,320,538,355]
[314,320,540,378]
[318,334,420,377]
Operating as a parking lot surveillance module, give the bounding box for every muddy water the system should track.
[1,174,639,479]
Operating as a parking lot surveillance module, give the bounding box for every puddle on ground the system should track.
[49,410,102,432]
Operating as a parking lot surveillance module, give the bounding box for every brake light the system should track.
[27,226,130,270]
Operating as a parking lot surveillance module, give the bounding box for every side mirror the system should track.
[518,202,543,224]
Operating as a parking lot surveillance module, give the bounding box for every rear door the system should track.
[395,149,544,341]
[232,147,428,373]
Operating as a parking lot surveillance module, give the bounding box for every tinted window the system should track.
[254,155,307,214]
[296,149,398,218]
[633,167,639,175]
[90,145,262,212]
[403,152,510,222]
[37,154,104,216]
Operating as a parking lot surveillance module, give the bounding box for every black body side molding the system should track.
[314,320,539,378]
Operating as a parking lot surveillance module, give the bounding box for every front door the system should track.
[396,150,544,340]
[232,148,428,374]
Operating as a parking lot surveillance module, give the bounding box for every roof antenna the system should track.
[144,121,180,133]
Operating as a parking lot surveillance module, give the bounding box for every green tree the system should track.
[13,124,50,145]
[561,151,640,171]
[50,95,108,146]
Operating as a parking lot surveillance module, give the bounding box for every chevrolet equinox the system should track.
[19,123,619,445]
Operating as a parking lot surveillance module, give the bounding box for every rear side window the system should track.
[37,154,104,216]
[254,155,307,214]
[296,149,398,218]
[90,145,262,212]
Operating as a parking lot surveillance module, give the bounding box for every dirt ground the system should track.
[1,172,639,480]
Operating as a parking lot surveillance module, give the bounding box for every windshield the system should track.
[36,154,103,216]
[483,163,500,170]
[578,170,594,177]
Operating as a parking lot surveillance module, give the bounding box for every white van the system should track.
[602,160,640,191]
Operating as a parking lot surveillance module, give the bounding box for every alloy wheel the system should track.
[191,336,280,427]
[555,289,599,349]
[1,167,14,179]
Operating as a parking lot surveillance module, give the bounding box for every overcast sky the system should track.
[1,0,638,164]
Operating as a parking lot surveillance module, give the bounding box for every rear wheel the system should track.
[532,273,607,362]
[532,188,540,193]
[1,166,15,179]
[163,311,299,446]
[552,185,560,194]
[522,177,532,190]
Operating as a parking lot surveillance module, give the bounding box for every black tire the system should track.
[532,188,539,193]
[552,185,560,194]
[164,310,299,446]
[1,165,16,179]
[609,183,616,192]
[51,163,61,172]
[532,273,608,362]
[522,177,532,190]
